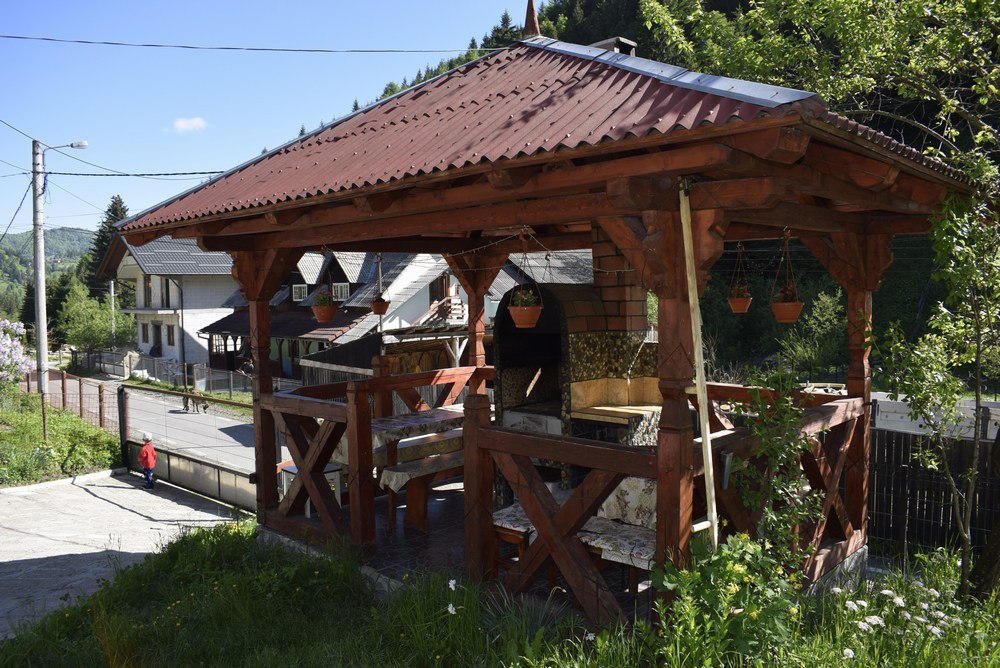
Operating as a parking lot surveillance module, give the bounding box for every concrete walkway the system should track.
[0,470,240,639]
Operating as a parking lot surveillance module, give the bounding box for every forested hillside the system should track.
[0,227,93,318]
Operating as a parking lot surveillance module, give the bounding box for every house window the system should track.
[141,323,149,343]
[430,275,449,304]
[166,325,175,347]
[211,336,226,354]
[330,283,351,301]
[143,276,152,307]
[161,277,171,309]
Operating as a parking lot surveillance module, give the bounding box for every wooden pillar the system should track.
[371,355,393,418]
[249,299,277,518]
[446,252,508,394]
[346,383,375,547]
[464,393,494,580]
[844,288,872,535]
[78,378,85,417]
[61,370,68,409]
[230,248,303,524]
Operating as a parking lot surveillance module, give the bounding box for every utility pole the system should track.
[31,140,49,396]
[30,138,87,396]
[109,279,116,343]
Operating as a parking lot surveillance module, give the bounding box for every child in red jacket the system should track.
[138,432,157,489]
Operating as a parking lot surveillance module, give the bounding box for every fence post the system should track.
[78,377,85,417]
[228,371,234,399]
[98,384,105,431]
[118,385,129,469]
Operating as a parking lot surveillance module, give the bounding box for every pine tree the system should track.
[351,100,360,112]
[81,195,129,297]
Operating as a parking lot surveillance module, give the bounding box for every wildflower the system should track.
[749,610,759,619]
[928,625,944,638]
[931,610,945,619]
[920,602,930,611]
[447,603,457,615]
[448,579,457,591]
[731,563,747,574]
[584,632,596,641]
[726,583,740,595]
[901,611,912,621]
[927,588,940,599]
[855,600,868,608]
[843,648,855,660]
[893,597,905,607]
[845,601,859,612]
[864,615,885,627]
[880,589,896,597]
[789,606,799,616]
[830,587,843,595]
[856,621,871,632]
[914,615,928,624]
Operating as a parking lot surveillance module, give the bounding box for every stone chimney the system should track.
[589,36,638,56]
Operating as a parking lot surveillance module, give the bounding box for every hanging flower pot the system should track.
[509,287,542,328]
[727,285,752,314]
[769,233,804,324]
[311,288,337,323]
[727,243,752,314]
[311,304,337,323]
[370,295,390,315]
[770,297,804,323]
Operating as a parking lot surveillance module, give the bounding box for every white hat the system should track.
[142,432,153,442]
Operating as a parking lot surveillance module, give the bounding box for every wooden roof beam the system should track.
[166,142,757,240]
[319,232,592,255]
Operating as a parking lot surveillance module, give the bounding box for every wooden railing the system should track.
[258,366,493,546]
[463,391,866,623]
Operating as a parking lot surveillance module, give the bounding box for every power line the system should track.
[0,34,495,55]
[0,179,31,245]
[44,170,222,177]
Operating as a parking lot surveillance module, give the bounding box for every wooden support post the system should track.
[464,393,495,580]
[61,370,67,409]
[646,211,696,569]
[78,377,85,417]
[346,384,375,547]
[844,288,872,535]
[249,299,278,520]
[371,356,393,418]
[446,252,508,394]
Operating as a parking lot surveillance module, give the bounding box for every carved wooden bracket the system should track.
[800,232,893,292]
[231,248,304,301]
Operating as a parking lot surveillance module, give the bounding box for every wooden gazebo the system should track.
[119,32,968,621]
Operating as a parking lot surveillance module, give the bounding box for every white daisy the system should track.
[845,601,859,612]
[856,621,871,632]
[448,579,457,591]
[447,603,457,615]
[843,648,855,659]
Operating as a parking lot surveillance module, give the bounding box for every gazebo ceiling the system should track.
[118,36,970,254]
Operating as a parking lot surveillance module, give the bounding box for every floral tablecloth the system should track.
[330,404,469,468]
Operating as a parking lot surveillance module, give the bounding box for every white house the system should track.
[100,235,237,366]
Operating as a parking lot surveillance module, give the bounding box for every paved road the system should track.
[0,471,238,639]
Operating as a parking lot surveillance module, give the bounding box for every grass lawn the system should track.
[0,391,121,486]
[1,522,997,667]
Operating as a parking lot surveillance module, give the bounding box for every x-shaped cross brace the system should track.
[274,412,349,535]
[802,418,857,562]
[492,451,625,623]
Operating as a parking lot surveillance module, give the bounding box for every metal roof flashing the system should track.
[520,36,820,109]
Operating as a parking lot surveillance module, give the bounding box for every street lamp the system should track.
[32,139,87,395]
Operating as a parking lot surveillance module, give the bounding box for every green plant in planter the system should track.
[510,288,540,307]
[772,283,800,303]
[314,289,333,306]
[730,284,751,298]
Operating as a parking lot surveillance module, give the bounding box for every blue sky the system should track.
[0,1,521,240]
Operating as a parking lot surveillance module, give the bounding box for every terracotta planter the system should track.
[370,299,389,315]
[311,304,337,323]
[727,296,752,314]
[509,305,542,328]
[770,301,804,323]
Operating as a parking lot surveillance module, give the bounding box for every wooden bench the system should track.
[381,428,464,532]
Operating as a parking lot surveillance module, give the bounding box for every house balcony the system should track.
[122,307,180,316]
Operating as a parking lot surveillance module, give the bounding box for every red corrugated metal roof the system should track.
[120,37,961,234]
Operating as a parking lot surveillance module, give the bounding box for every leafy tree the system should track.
[56,275,135,351]
[776,289,846,381]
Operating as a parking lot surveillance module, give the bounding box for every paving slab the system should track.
[0,470,239,639]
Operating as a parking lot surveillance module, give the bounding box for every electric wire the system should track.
[0,34,500,55]
[0,179,31,245]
